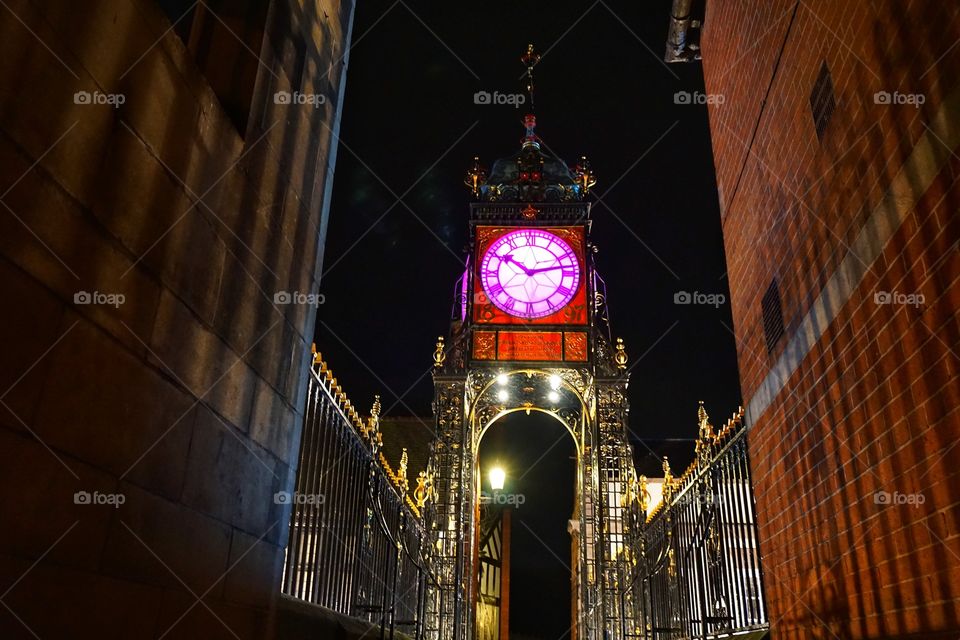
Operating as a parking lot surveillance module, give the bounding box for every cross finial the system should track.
[521,44,540,110]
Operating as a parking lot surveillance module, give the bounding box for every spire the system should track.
[521,44,540,111]
[462,43,596,204]
[520,45,541,149]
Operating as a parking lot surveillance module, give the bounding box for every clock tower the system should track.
[423,46,639,640]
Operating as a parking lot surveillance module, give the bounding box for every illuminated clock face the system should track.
[480,229,581,319]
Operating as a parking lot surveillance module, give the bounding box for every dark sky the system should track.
[315,1,740,444]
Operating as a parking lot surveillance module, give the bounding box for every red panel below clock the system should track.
[497,331,564,361]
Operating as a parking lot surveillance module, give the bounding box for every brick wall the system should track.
[702,1,960,638]
[0,1,353,638]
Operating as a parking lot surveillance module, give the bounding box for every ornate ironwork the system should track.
[625,406,769,640]
[281,351,430,639]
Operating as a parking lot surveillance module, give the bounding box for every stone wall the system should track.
[0,1,354,637]
[702,2,960,638]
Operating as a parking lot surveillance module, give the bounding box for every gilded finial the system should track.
[639,475,650,514]
[614,337,628,371]
[464,156,486,196]
[574,155,597,194]
[398,448,409,493]
[662,456,674,502]
[310,343,323,366]
[367,394,382,450]
[415,471,428,508]
[433,336,446,368]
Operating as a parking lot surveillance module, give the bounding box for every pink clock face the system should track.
[480,229,581,319]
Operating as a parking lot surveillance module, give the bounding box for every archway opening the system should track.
[476,410,578,640]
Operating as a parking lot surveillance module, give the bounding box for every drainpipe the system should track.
[665,0,703,63]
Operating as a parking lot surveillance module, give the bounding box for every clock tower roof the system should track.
[463,45,597,204]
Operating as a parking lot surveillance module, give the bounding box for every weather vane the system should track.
[521,44,540,111]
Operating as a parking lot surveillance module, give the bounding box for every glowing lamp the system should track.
[489,467,506,491]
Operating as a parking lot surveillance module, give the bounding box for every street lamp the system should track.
[489,466,506,492]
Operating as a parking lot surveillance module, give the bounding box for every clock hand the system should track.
[528,264,565,274]
[501,254,534,275]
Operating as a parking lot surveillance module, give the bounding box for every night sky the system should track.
[316,4,740,636]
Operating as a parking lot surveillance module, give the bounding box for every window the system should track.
[761,279,785,354]
[809,61,836,141]
[158,0,269,136]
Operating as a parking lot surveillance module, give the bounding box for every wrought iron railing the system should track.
[281,347,429,639]
[624,405,769,640]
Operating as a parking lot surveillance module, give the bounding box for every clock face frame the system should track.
[479,229,581,319]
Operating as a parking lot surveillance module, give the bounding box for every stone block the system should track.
[0,555,164,639]
[33,314,194,500]
[89,123,226,324]
[149,289,257,431]
[101,480,231,594]
[0,138,163,356]
[0,1,114,208]
[0,428,116,573]
[222,530,285,609]
[249,376,297,463]
[181,405,282,536]
[0,258,64,433]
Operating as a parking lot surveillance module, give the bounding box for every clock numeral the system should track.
[562,268,578,277]
[557,285,573,297]
[487,283,504,298]
[525,302,535,316]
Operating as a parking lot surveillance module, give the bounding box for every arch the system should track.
[475,406,582,459]
[471,368,590,409]
[468,368,590,460]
